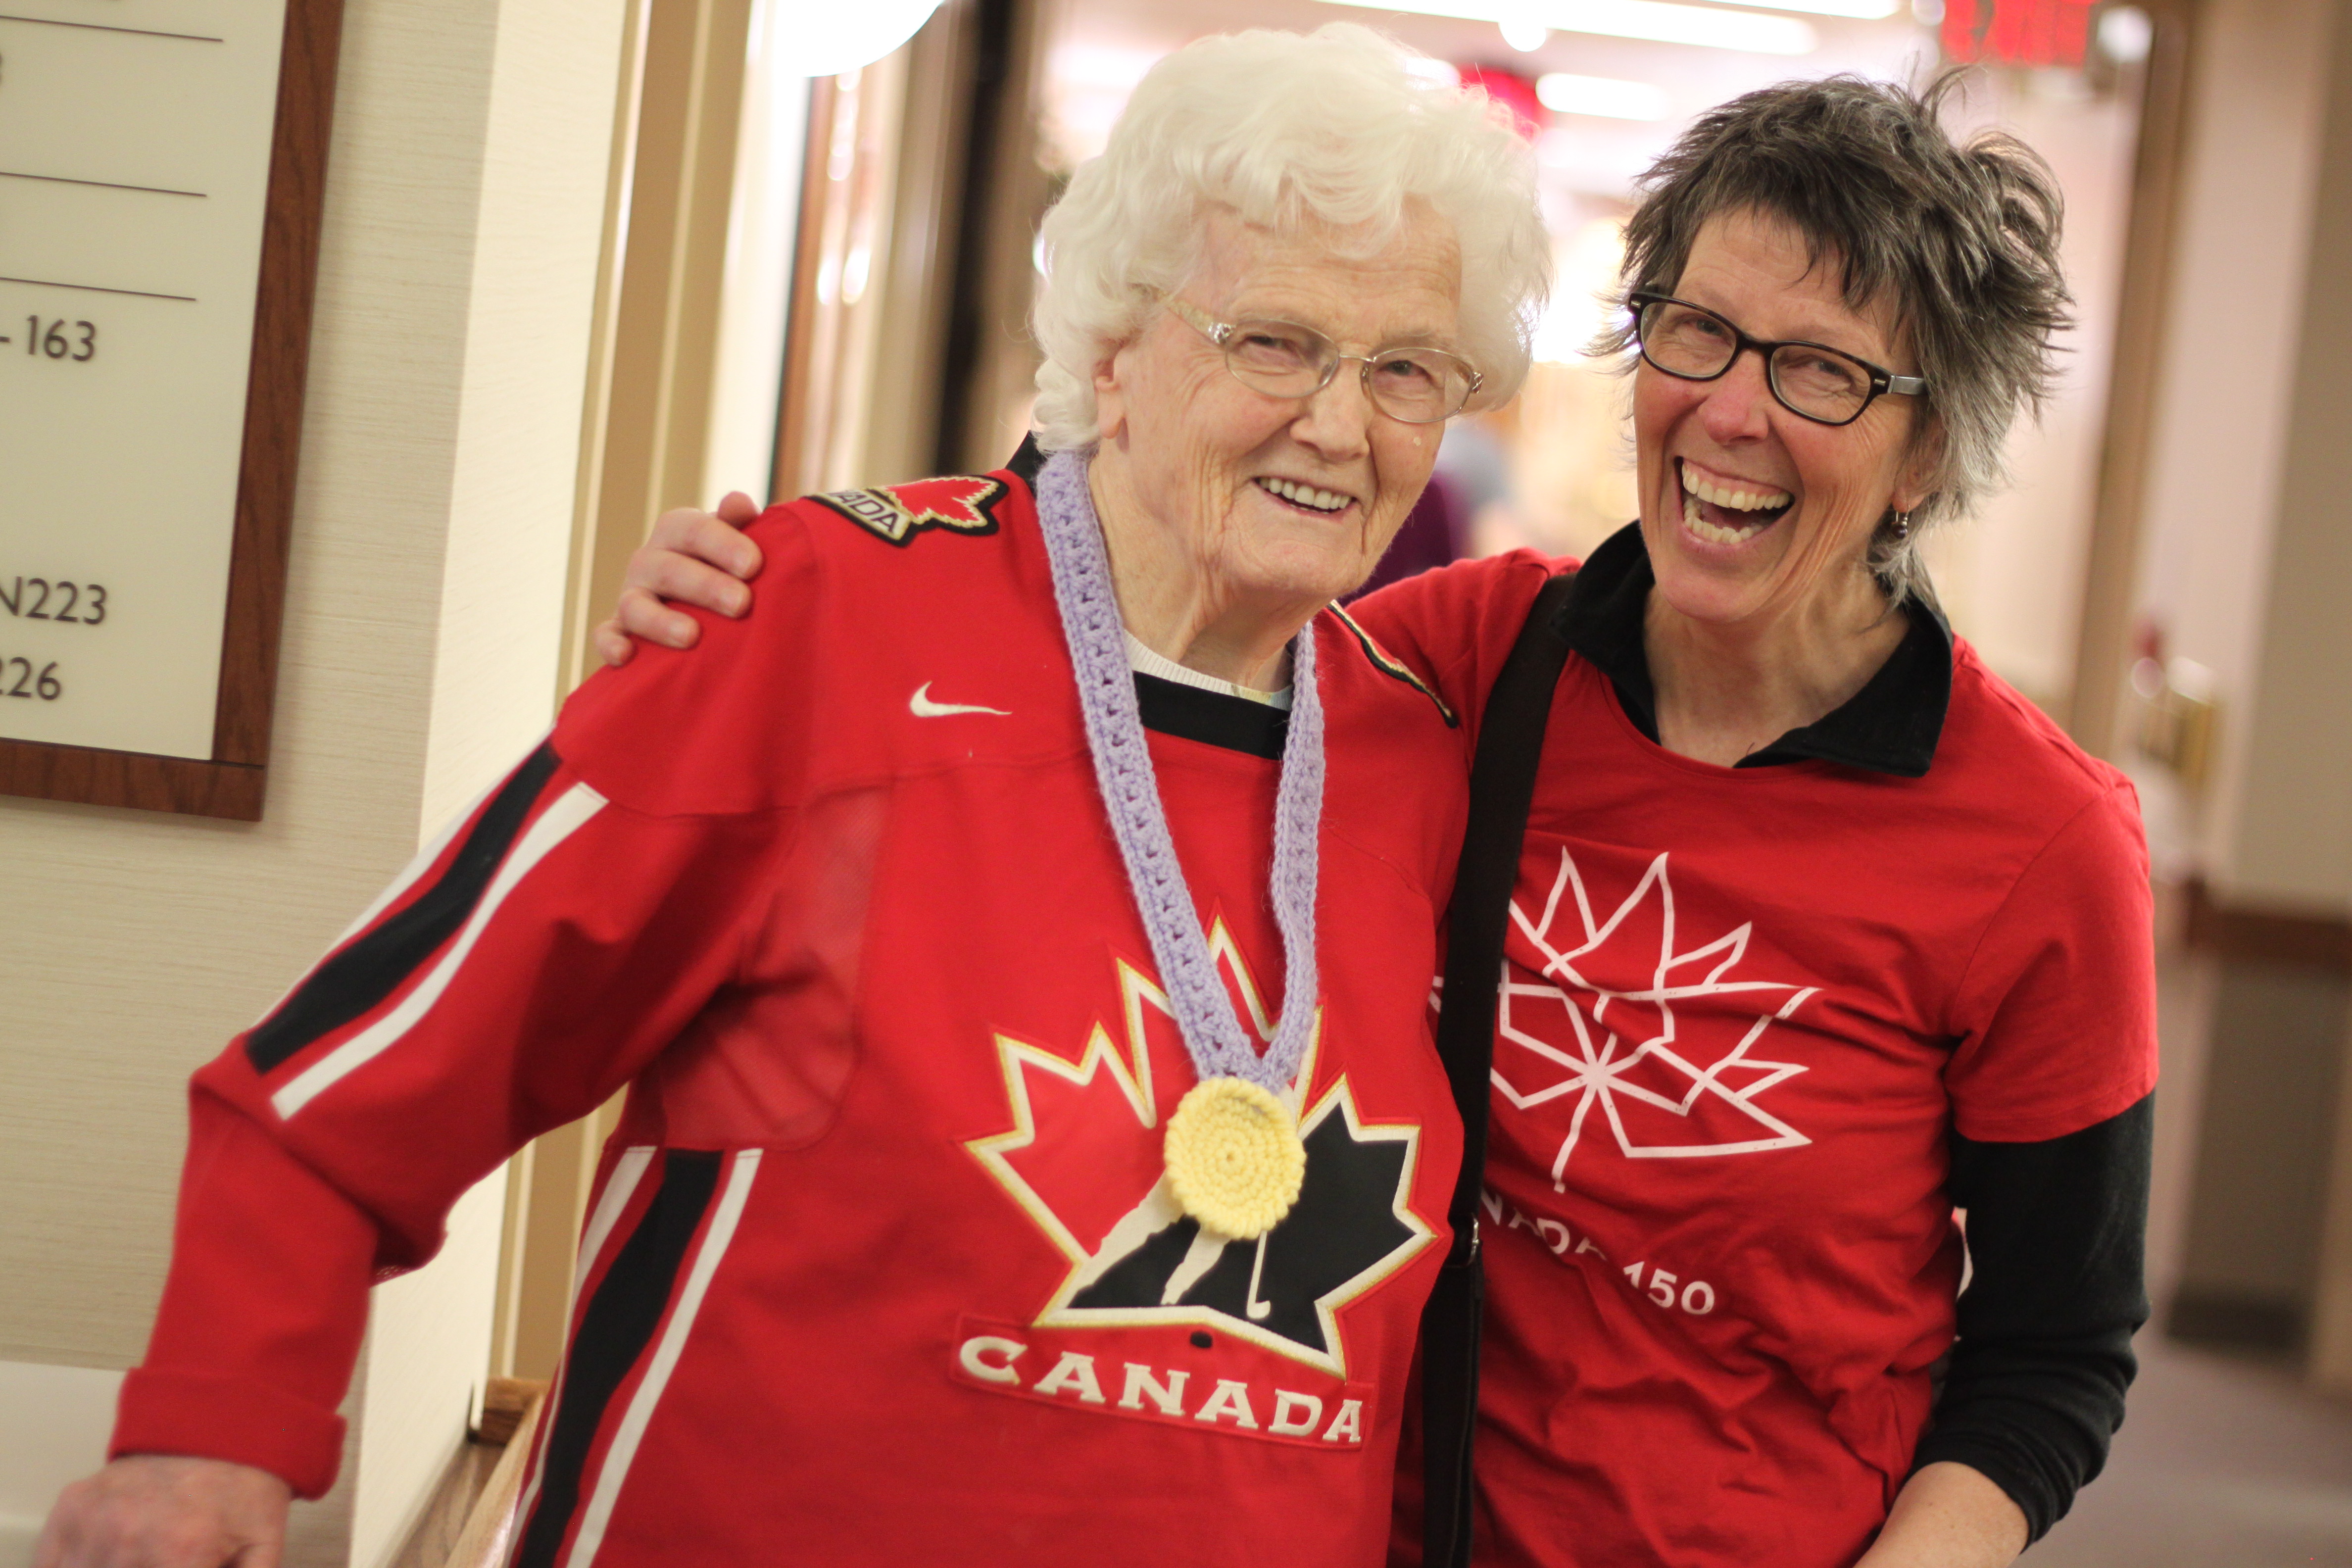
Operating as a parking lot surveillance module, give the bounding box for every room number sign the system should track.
[0,0,342,819]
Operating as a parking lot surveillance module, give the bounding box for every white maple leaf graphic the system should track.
[1493,847,1820,1190]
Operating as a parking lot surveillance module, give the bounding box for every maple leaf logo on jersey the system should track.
[968,924,1433,1376]
[1493,847,1820,1190]
[812,474,1007,546]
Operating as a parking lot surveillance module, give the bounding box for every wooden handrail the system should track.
[442,1384,547,1568]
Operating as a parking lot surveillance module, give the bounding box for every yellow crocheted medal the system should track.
[1164,1078,1307,1240]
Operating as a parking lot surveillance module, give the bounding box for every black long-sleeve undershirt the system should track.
[1916,1092,2154,1540]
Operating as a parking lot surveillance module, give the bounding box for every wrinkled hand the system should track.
[592,490,766,668]
[36,1456,291,1568]
[1850,1461,2027,1568]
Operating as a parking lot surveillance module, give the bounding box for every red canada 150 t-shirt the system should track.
[1353,548,2156,1568]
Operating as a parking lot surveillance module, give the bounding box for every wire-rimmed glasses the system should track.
[1162,295,1482,425]
[1628,290,1927,427]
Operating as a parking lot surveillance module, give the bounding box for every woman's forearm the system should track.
[1852,1462,2028,1568]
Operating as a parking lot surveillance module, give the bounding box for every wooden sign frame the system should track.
[0,0,344,822]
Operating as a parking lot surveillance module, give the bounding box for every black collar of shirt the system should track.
[1558,523,1953,778]
[1136,674,1287,758]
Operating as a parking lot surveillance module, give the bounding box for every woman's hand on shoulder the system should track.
[36,1455,290,1568]
[591,490,766,668]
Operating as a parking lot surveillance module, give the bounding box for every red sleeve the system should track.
[112,513,832,1496]
[1346,552,1564,748]
[1944,778,2159,1142]
[113,1098,376,1498]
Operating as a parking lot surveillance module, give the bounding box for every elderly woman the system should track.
[40,27,1549,1568]
[613,71,2156,1568]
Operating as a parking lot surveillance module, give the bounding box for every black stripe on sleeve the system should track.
[244,743,565,1075]
[1916,1093,2154,1540]
[515,1149,723,1568]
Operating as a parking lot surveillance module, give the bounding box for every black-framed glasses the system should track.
[1629,290,1926,427]
[1162,295,1482,425]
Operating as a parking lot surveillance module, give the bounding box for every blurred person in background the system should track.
[612,68,2156,1568]
[38,28,1550,1568]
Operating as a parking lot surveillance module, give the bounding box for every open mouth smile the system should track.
[1256,475,1356,515]
[1678,458,1793,545]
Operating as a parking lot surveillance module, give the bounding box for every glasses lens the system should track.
[1768,344,1872,423]
[1638,300,1738,378]
[1224,322,1332,394]
[1367,347,1475,423]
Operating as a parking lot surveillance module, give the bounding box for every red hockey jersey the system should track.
[114,466,1472,1567]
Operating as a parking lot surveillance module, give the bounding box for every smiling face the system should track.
[1634,207,1931,632]
[1092,204,1463,616]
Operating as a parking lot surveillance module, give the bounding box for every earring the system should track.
[1892,509,1912,541]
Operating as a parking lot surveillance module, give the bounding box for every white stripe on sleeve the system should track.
[572,1146,657,1307]
[510,1144,658,1549]
[564,1149,762,1568]
[269,782,608,1119]
[245,766,517,1031]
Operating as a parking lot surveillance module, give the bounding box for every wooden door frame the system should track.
[2065,0,2202,755]
[495,0,756,1382]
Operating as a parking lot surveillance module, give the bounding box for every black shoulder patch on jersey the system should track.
[810,474,1008,546]
[1004,432,1046,489]
[1326,604,1458,727]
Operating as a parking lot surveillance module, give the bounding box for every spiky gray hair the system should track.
[1595,72,2071,605]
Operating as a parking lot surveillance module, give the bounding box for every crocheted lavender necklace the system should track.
[1035,448,1323,1241]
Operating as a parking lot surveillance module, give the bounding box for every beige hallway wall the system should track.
[2132,0,2340,880]
[0,0,630,1560]
[2140,0,2352,1364]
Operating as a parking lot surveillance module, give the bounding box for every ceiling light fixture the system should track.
[780,0,948,76]
[1316,0,1818,53]
[1727,0,1900,19]
[1536,71,1670,118]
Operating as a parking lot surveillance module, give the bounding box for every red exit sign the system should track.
[1942,0,2096,67]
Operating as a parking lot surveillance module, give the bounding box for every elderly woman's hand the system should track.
[590,491,765,668]
[35,1456,290,1568]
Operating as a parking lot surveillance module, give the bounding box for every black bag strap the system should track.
[1421,569,1580,1568]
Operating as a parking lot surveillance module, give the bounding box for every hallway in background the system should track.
[2031,938,2352,1565]
[2030,1333,2352,1565]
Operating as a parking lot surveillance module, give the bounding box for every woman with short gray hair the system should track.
[1356,72,2152,1568]
[1598,72,2070,603]
[608,63,2154,1568]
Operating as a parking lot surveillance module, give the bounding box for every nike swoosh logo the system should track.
[909,682,1011,718]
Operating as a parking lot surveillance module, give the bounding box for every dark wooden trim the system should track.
[0,0,343,820]
[0,738,264,820]
[2186,877,2352,972]
[476,1376,551,1446]
[212,0,344,769]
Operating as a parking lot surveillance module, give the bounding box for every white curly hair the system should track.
[1030,24,1551,452]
